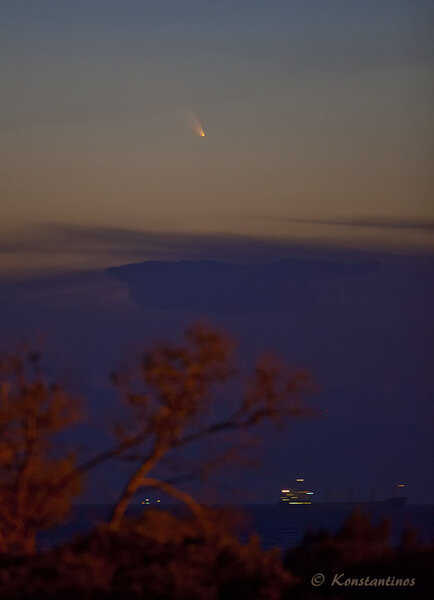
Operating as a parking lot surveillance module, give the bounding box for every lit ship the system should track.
[279,480,406,508]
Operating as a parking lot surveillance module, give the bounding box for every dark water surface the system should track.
[38,504,434,552]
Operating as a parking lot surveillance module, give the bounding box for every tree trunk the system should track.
[108,446,167,530]
[23,529,36,555]
[109,468,146,530]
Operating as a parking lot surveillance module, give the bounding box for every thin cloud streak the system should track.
[0,224,322,269]
[229,215,434,232]
[1,222,433,280]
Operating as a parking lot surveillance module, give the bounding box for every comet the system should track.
[186,111,206,138]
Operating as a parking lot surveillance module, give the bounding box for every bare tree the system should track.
[0,352,82,554]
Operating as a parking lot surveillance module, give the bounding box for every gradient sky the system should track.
[1,0,433,274]
[0,2,433,504]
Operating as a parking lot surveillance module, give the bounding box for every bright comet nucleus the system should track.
[186,111,206,138]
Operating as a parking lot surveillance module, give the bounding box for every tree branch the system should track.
[139,477,205,520]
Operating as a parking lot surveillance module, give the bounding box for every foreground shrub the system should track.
[283,510,433,599]
[0,509,295,600]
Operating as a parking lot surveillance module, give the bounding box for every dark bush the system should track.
[0,509,295,600]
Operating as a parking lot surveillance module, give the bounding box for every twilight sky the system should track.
[1,0,433,275]
[0,2,433,503]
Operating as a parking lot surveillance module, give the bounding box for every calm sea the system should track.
[37,504,434,552]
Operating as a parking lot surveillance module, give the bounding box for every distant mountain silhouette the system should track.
[107,259,379,314]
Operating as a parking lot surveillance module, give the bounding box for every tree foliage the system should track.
[0,351,82,554]
[107,323,313,529]
[0,323,313,555]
